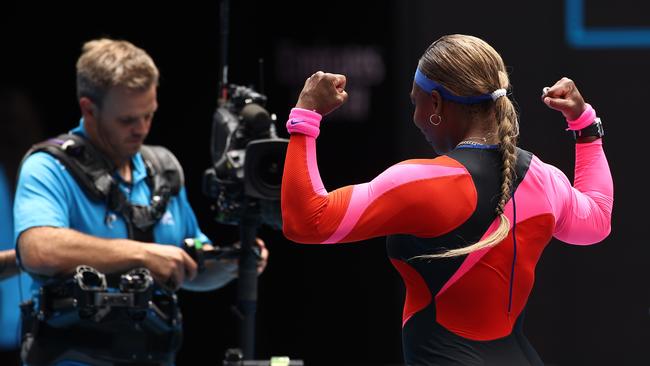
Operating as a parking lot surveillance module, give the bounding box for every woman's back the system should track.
[387,145,543,365]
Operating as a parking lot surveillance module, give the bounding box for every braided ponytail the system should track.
[413,36,520,259]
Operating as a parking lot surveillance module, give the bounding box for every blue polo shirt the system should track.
[14,119,209,282]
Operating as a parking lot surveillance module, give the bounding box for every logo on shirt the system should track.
[161,211,175,226]
[104,213,117,228]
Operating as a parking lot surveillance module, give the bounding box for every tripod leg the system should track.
[238,213,260,360]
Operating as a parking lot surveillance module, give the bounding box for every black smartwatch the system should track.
[573,117,604,140]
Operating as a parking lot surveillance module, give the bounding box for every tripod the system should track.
[236,204,261,359]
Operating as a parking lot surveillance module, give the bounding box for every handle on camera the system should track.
[183,238,255,273]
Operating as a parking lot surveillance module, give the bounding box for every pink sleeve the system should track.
[543,139,613,245]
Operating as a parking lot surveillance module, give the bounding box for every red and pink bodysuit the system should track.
[281,107,613,365]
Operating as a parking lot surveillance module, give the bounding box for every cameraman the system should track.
[14,38,268,365]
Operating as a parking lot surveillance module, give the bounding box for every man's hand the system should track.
[295,71,348,116]
[180,238,268,292]
[541,77,586,121]
[253,238,268,274]
[0,249,19,280]
[224,237,269,275]
[141,243,197,291]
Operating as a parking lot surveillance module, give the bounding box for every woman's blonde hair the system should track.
[417,34,519,258]
[76,38,159,107]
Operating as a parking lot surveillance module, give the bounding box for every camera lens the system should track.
[244,139,288,200]
[257,150,283,187]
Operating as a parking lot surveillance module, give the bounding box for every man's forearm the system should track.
[0,249,20,280]
[18,226,146,277]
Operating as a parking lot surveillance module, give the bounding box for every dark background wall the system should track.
[1,1,648,365]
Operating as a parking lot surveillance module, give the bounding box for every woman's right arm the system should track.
[281,72,475,244]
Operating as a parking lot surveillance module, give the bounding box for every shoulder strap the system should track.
[139,145,184,196]
[20,133,116,202]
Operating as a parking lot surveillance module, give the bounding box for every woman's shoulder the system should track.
[396,155,467,169]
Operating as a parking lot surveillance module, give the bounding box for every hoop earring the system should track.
[429,114,442,126]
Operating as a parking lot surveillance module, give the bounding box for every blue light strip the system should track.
[566,0,650,48]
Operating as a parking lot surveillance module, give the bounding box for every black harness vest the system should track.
[23,133,184,242]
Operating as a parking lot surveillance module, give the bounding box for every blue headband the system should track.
[414,68,505,105]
